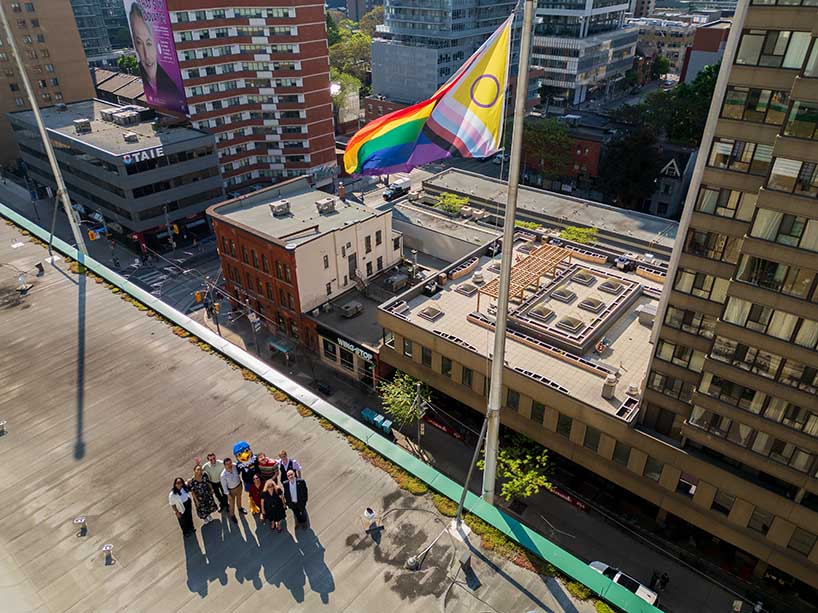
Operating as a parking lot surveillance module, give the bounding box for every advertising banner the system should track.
[124,0,188,115]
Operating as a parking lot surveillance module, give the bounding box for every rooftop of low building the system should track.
[380,233,666,418]
[7,99,210,157]
[209,178,389,248]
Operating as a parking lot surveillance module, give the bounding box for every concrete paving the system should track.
[0,218,596,612]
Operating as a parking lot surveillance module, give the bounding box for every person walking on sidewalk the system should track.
[203,453,228,512]
[220,457,245,523]
[188,464,217,524]
[283,469,309,528]
[169,477,195,537]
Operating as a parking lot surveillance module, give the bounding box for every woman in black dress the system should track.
[169,477,195,537]
[261,478,287,532]
[189,464,218,524]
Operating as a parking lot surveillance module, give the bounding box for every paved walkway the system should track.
[0,217,596,612]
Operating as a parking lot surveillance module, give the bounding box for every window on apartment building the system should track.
[255,278,263,294]
[366,261,373,276]
[663,306,716,339]
[279,288,286,306]
[673,269,729,303]
[323,339,338,362]
[14,97,23,107]
[384,330,395,349]
[583,426,601,452]
[403,338,412,358]
[556,414,572,438]
[788,527,818,556]
[376,256,383,271]
[461,367,473,388]
[747,508,773,534]
[365,235,372,253]
[612,441,630,466]
[752,209,818,251]
[241,246,249,264]
[375,230,382,246]
[655,339,706,372]
[24,2,33,11]
[767,157,818,197]
[695,186,756,221]
[284,265,292,283]
[684,229,741,263]
[643,457,663,481]
[421,346,432,368]
[441,356,452,378]
[721,86,788,124]
[708,138,772,176]
[506,389,520,411]
[261,254,269,273]
[9,82,19,92]
[735,29,811,69]
[710,491,735,516]
[736,255,815,299]
[393,237,400,251]
[266,283,274,302]
[287,293,294,310]
[275,262,283,279]
[251,250,259,269]
[521,400,544,425]
[325,282,331,296]
[323,254,329,269]
[784,100,818,139]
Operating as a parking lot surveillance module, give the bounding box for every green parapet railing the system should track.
[0,202,661,613]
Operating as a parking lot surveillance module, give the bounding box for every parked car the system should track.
[589,561,658,606]
[383,178,411,201]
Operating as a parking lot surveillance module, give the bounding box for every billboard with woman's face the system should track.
[124,0,188,115]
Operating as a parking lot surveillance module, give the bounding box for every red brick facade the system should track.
[168,1,337,191]
[211,217,313,348]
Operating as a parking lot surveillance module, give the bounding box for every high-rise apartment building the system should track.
[371,0,518,103]
[70,0,112,58]
[632,0,655,18]
[99,0,128,48]
[533,0,637,105]
[0,0,95,167]
[645,0,818,595]
[166,2,337,191]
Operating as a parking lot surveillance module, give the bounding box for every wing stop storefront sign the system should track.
[316,324,376,388]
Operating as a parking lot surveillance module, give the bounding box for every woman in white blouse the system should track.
[168,477,195,537]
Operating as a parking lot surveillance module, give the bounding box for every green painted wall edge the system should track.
[0,202,660,613]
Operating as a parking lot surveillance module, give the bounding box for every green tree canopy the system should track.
[521,118,571,178]
[610,63,719,146]
[330,67,361,107]
[434,192,469,215]
[117,54,138,75]
[326,11,342,46]
[379,372,428,428]
[651,55,670,80]
[478,434,552,503]
[329,31,371,84]
[360,6,384,37]
[598,127,661,209]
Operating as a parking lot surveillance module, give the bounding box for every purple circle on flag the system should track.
[470,74,500,109]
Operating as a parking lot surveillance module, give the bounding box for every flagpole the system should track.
[481,0,535,504]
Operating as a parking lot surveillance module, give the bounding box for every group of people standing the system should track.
[169,449,309,538]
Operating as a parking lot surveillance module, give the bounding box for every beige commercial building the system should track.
[378,2,818,601]
[0,0,94,167]
[627,17,698,75]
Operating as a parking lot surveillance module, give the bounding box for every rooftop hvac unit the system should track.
[54,102,67,112]
[100,109,115,122]
[112,110,139,126]
[460,206,474,218]
[73,118,91,134]
[315,197,336,214]
[151,119,162,132]
[269,199,290,216]
[122,131,139,143]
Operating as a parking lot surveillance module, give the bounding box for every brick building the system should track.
[0,0,95,167]
[208,176,402,353]
[167,2,337,192]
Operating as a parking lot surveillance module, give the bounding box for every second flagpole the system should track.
[481,0,536,504]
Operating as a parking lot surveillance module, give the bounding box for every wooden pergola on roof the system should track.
[478,243,571,309]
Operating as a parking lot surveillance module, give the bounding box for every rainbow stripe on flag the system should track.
[343,13,514,176]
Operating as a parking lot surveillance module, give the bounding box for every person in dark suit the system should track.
[283,469,309,528]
